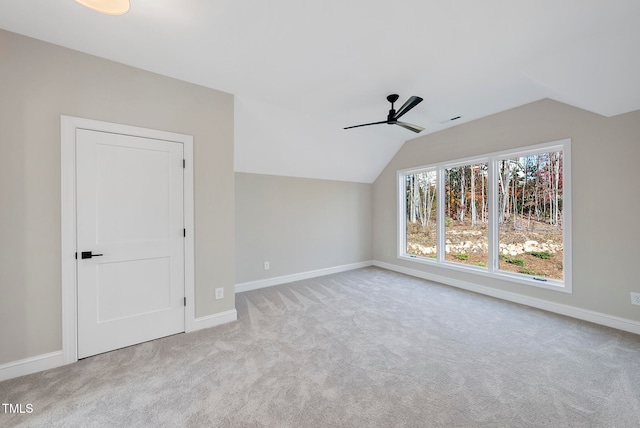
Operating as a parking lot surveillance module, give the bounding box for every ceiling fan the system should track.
[344,94,425,133]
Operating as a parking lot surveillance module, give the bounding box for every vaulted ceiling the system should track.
[2,0,639,182]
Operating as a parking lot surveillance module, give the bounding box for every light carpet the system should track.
[1,267,640,427]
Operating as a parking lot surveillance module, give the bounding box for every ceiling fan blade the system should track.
[343,120,388,130]
[395,121,424,133]
[393,96,423,120]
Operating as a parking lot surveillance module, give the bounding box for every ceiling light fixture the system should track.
[74,0,130,15]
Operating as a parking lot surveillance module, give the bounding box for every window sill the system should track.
[398,254,571,294]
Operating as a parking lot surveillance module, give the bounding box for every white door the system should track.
[76,129,185,358]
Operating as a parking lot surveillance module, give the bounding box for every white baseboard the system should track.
[191,309,238,331]
[0,350,65,382]
[373,260,640,335]
[235,261,374,293]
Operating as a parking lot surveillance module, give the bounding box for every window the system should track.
[405,170,437,258]
[444,162,489,267]
[496,151,564,280]
[398,140,571,292]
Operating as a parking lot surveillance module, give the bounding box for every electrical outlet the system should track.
[215,287,224,300]
[631,292,640,306]
[264,261,270,270]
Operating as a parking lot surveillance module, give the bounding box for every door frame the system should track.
[61,115,195,364]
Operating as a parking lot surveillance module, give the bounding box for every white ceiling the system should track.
[1,0,639,183]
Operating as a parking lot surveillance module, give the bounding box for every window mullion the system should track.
[436,167,445,263]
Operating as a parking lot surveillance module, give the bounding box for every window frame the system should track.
[397,139,572,293]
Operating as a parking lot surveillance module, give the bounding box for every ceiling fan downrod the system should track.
[387,94,399,123]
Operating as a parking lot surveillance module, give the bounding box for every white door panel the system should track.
[96,257,172,322]
[76,129,184,358]
[94,143,172,244]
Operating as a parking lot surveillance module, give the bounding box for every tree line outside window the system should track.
[406,154,563,231]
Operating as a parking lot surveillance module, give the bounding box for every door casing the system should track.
[61,116,195,364]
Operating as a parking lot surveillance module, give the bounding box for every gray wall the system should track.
[373,99,640,322]
[235,173,372,283]
[0,30,235,364]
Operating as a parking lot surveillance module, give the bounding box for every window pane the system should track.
[405,171,437,258]
[498,151,563,280]
[444,163,488,267]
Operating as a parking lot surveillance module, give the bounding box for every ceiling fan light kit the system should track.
[74,0,130,15]
[344,94,425,133]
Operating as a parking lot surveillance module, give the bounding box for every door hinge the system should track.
[183,228,186,237]
[183,159,186,169]
[184,297,187,306]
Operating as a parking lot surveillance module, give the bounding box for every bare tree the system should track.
[470,165,477,226]
[498,160,511,224]
[459,166,466,221]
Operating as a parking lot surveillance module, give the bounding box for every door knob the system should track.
[81,251,104,259]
